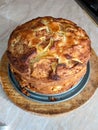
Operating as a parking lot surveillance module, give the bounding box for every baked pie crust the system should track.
[7,16,91,94]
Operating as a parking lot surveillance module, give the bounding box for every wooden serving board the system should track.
[0,49,98,115]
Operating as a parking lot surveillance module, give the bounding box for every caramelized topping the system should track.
[7,16,91,76]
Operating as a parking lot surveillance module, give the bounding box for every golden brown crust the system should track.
[11,64,86,94]
[7,16,91,94]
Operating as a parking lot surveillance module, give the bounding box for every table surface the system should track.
[0,0,98,130]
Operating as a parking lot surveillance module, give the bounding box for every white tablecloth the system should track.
[0,0,98,130]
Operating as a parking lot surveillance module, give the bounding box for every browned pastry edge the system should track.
[11,64,86,94]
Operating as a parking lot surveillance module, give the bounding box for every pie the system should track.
[7,16,91,94]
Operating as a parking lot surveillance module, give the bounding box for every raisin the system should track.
[49,71,60,81]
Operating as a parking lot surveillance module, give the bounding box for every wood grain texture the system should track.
[0,49,98,115]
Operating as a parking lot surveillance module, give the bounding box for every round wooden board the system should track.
[0,49,98,115]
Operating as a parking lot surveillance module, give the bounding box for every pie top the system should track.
[7,16,91,80]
